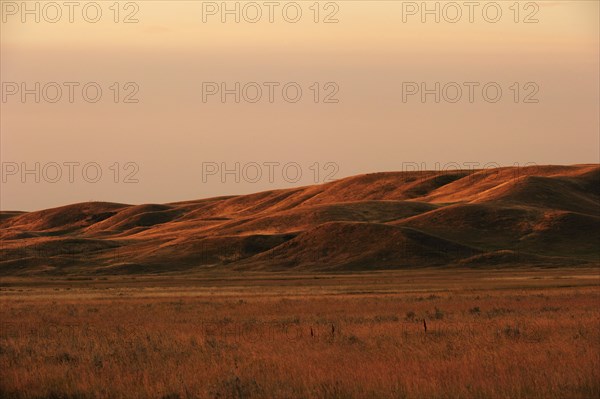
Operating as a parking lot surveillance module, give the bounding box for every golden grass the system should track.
[1,269,599,399]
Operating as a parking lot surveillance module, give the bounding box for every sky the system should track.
[1,0,599,211]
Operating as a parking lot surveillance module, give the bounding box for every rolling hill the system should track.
[1,164,598,275]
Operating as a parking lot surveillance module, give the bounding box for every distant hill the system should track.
[1,164,598,275]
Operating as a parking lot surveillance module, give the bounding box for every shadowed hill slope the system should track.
[1,165,598,275]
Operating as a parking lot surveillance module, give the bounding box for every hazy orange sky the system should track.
[1,0,598,210]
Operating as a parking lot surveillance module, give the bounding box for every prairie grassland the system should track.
[0,269,599,399]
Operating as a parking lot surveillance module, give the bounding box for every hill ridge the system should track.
[1,164,598,275]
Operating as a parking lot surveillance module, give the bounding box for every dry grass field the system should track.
[1,268,599,399]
